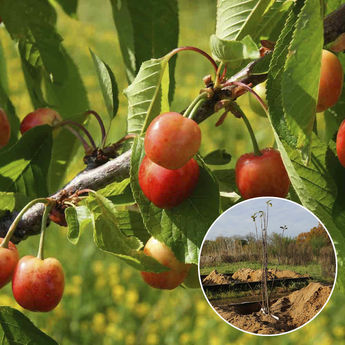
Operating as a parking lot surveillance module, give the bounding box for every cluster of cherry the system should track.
[0,49,343,295]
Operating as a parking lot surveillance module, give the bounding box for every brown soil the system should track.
[232,268,309,282]
[202,270,232,285]
[214,282,331,334]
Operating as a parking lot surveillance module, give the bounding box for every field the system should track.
[0,1,344,344]
[200,262,329,284]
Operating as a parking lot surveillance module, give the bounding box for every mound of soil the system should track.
[232,268,308,282]
[214,282,331,334]
[202,270,232,285]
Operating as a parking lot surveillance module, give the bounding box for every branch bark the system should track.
[1,4,345,244]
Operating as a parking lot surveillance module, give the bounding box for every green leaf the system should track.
[0,126,52,197]
[0,42,19,149]
[249,52,272,75]
[0,42,9,93]
[0,192,28,212]
[110,0,178,91]
[216,0,271,41]
[44,47,89,191]
[0,0,67,84]
[0,306,58,344]
[266,1,345,289]
[65,206,92,245]
[88,192,166,272]
[325,0,344,15]
[203,149,231,165]
[266,0,302,147]
[97,178,134,205]
[90,49,119,119]
[210,34,259,70]
[54,0,78,17]
[130,137,220,264]
[212,169,241,210]
[124,56,171,135]
[18,40,47,109]
[281,0,323,154]
[252,0,293,41]
[0,85,19,151]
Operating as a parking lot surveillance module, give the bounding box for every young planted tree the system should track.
[0,0,344,341]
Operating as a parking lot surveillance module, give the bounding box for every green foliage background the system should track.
[0,1,344,344]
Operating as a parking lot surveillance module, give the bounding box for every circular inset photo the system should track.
[199,197,337,336]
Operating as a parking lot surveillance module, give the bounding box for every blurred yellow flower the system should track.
[92,313,106,334]
[125,333,136,345]
[146,333,159,345]
[112,284,125,302]
[135,302,150,318]
[92,260,104,275]
[333,325,345,338]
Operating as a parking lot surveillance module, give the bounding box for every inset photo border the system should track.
[198,197,337,336]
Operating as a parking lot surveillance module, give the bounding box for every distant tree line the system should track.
[201,223,335,278]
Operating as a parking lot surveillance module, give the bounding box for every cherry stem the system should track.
[168,47,218,73]
[184,93,208,119]
[84,110,107,148]
[241,112,262,156]
[227,81,268,113]
[214,61,225,88]
[0,198,50,249]
[188,98,207,120]
[64,125,93,154]
[37,203,52,260]
[55,120,97,150]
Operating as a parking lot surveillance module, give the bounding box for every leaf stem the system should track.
[84,110,107,148]
[184,93,208,119]
[214,61,224,88]
[168,46,218,73]
[55,120,97,150]
[241,112,262,156]
[37,203,52,260]
[0,198,50,248]
[64,125,93,154]
[188,98,207,120]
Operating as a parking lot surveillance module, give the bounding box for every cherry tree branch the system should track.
[1,4,345,244]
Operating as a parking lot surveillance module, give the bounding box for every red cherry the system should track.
[138,156,199,209]
[20,108,62,134]
[317,50,343,113]
[0,108,11,149]
[0,238,19,289]
[141,237,191,290]
[144,112,201,169]
[235,148,290,199]
[12,256,65,312]
[336,119,345,167]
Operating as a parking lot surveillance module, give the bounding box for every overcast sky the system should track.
[206,197,328,241]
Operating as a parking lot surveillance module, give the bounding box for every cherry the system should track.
[12,256,65,312]
[20,108,62,134]
[138,156,199,209]
[235,148,290,199]
[316,50,343,113]
[0,238,19,289]
[141,237,191,290]
[336,119,345,167]
[0,108,11,149]
[144,112,201,170]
